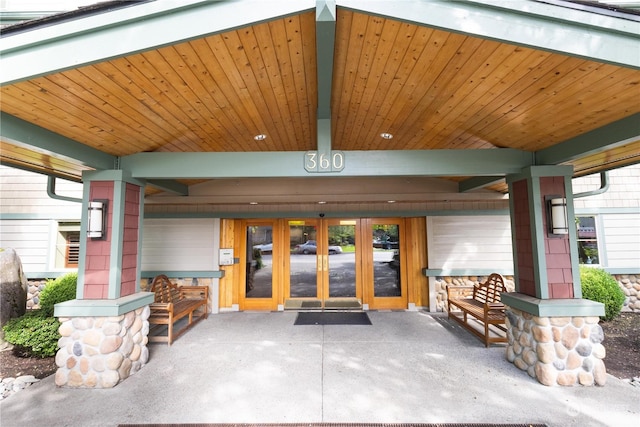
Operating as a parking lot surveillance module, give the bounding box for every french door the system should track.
[240,218,407,311]
[286,219,362,309]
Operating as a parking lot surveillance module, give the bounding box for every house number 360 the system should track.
[304,151,345,173]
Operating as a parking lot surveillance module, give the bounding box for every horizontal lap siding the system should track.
[0,166,82,216]
[0,219,51,270]
[602,214,640,268]
[141,218,219,271]
[428,215,513,270]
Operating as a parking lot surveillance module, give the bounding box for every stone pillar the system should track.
[55,306,150,388]
[503,166,605,386]
[505,307,606,386]
[54,170,154,389]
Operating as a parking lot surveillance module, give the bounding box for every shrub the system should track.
[580,266,625,321]
[39,272,77,316]
[2,311,60,357]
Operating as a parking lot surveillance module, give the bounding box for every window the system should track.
[56,223,80,268]
[576,216,599,264]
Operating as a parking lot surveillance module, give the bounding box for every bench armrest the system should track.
[484,302,505,314]
[150,302,173,312]
[179,286,209,299]
[446,285,474,299]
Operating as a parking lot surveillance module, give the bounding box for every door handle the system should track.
[323,254,328,272]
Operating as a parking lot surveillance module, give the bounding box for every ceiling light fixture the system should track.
[380,132,393,140]
[318,201,327,204]
[254,134,267,141]
[387,200,396,204]
[249,202,259,205]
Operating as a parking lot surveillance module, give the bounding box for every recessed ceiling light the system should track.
[380,132,393,140]
[249,202,259,205]
[254,134,267,141]
[387,200,396,203]
[318,201,327,204]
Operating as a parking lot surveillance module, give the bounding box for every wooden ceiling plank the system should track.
[299,11,317,147]
[459,52,575,150]
[203,33,277,151]
[234,25,295,151]
[401,35,494,150]
[135,46,232,151]
[169,42,249,150]
[95,57,213,153]
[0,83,132,154]
[332,9,370,150]
[479,59,637,150]
[375,30,463,151]
[341,14,389,150]
[441,48,555,151]
[70,63,197,153]
[40,71,163,151]
[260,18,305,151]
[280,13,316,150]
[353,20,423,150]
[189,36,271,150]
[503,66,640,149]
[424,40,526,150]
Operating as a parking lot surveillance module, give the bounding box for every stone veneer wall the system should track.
[505,307,606,386]
[55,305,150,388]
[615,274,640,311]
[433,275,516,312]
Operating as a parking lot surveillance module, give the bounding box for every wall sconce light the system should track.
[546,196,568,236]
[87,200,108,240]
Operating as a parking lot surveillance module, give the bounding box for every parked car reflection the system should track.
[252,243,273,253]
[294,240,342,254]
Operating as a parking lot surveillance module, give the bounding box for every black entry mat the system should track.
[294,311,372,325]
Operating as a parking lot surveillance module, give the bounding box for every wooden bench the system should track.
[148,275,209,346]
[446,273,507,347]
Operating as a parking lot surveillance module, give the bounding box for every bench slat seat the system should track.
[148,275,208,346]
[446,273,507,347]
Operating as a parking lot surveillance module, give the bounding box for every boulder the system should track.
[0,248,28,348]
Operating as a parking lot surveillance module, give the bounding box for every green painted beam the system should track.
[146,179,189,196]
[535,113,640,165]
[316,0,336,120]
[1,0,315,85]
[120,149,532,179]
[458,176,504,193]
[339,0,640,69]
[0,112,116,170]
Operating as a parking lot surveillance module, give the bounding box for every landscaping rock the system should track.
[0,248,28,349]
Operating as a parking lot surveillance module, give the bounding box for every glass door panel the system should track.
[327,221,357,298]
[372,224,401,297]
[289,222,318,298]
[246,225,273,298]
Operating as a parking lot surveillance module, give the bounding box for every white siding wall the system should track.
[0,219,51,271]
[141,218,220,271]
[427,215,513,270]
[601,214,640,268]
[0,166,82,216]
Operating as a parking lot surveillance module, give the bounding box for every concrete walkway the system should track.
[1,311,638,427]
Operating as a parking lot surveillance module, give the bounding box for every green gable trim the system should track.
[502,292,604,317]
[54,292,154,318]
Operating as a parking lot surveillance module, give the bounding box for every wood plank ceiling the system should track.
[1,5,639,197]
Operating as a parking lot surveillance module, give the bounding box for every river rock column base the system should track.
[55,305,150,388]
[505,307,606,386]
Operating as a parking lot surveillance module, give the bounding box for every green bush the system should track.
[2,311,60,358]
[580,266,625,321]
[39,272,77,316]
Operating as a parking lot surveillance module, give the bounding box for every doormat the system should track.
[294,311,372,325]
[119,423,548,427]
